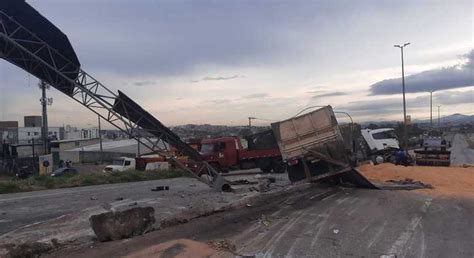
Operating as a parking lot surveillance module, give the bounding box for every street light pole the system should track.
[394,42,410,149]
[248,117,256,130]
[438,105,441,128]
[430,91,433,128]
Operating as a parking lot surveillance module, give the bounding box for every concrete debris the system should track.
[248,176,277,192]
[207,239,237,253]
[50,238,61,248]
[151,186,169,191]
[230,179,258,185]
[89,207,155,242]
[90,196,98,200]
[160,217,189,228]
[259,214,271,227]
[5,241,53,258]
[333,229,340,234]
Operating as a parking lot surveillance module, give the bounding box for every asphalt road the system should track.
[0,169,288,247]
[0,177,243,243]
[53,186,474,258]
[450,133,474,165]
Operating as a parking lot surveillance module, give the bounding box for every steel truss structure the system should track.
[0,11,229,191]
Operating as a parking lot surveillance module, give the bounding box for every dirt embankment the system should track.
[358,163,474,198]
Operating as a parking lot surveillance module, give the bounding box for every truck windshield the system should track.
[200,143,216,154]
[200,142,225,154]
[372,131,397,140]
[112,159,124,166]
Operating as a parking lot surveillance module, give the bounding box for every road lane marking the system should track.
[387,198,432,256]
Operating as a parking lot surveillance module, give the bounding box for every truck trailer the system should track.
[271,106,377,188]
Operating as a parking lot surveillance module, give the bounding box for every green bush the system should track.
[0,168,186,194]
[0,182,24,194]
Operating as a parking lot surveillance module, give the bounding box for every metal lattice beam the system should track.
[0,11,230,191]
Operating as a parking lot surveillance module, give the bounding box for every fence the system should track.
[0,156,39,176]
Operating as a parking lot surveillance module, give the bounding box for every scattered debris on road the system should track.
[229,179,258,185]
[387,178,433,189]
[207,239,237,253]
[89,207,155,242]
[4,241,53,258]
[151,186,170,191]
[159,217,190,228]
[260,214,272,227]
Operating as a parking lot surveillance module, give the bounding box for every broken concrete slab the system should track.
[89,207,155,242]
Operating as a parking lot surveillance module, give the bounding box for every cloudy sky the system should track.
[0,0,472,128]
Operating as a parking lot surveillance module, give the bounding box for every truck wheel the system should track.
[257,158,272,173]
[287,163,305,182]
[272,159,287,173]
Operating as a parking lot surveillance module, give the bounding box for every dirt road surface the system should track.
[47,185,474,258]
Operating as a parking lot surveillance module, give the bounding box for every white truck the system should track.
[103,156,170,172]
[361,128,400,151]
[358,128,401,164]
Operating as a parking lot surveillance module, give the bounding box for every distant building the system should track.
[17,127,64,144]
[64,125,99,140]
[0,121,19,144]
[24,116,42,127]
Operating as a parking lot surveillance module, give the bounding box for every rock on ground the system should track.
[89,207,155,242]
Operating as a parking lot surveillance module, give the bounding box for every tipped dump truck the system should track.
[271,106,377,188]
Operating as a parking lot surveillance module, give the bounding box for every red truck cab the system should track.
[199,131,285,173]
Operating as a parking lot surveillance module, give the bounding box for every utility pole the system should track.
[39,80,49,154]
[394,42,410,149]
[98,115,103,163]
[429,91,433,128]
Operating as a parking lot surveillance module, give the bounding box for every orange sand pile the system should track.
[358,163,474,198]
[124,239,233,258]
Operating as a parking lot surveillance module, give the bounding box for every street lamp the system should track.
[429,90,434,128]
[394,42,410,149]
[248,117,256,129]
[438,105,442,128]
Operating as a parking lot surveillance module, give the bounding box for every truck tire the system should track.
[272,158,287,173]
[287,163,306,182]
[257,158,272,173]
